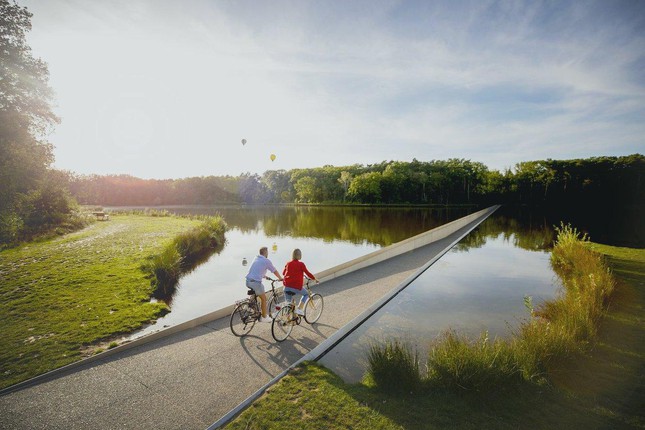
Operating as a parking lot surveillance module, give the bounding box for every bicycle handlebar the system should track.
[264,276,320,286]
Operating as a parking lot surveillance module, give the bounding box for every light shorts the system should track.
[246,278,265,295]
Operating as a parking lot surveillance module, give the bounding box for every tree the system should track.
[294,176,319,203]
[1,0,60,237]
[347,172,382,203]
[338,171,352,203]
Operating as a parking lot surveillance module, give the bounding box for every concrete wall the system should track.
[315,205,499,281]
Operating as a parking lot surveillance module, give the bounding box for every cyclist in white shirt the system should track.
[245,246,283,322]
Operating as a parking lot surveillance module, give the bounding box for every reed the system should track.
[365,340,422,394]
[426,331,521,390]
[367,223,615,392]
[143,215,227,299]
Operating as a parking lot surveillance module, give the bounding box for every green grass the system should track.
[224,235,645,429]
[365,340,422,394]
[225,362,402,430]
[0,213,226,390]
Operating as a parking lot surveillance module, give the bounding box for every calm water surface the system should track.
[114,205,475,338]
[319,206,561,383]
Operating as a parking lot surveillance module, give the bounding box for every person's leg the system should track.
[259,293,268,317]
[247,279,270,320]
[284,287,301,314]
[297,289,310,312]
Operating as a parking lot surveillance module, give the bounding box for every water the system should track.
[111,205,476,338]
[318,206,562,383]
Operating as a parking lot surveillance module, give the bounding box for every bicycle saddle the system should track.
[246,289,256,296]
[285,291,296,296]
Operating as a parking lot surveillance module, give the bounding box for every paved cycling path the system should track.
[0,210,494,430]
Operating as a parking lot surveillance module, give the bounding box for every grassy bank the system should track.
[224,234,644,429]
[0,212,226,390]
[366,224,615,392]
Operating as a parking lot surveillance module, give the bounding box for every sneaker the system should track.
[295,308,305,316]
[259,316,272,323]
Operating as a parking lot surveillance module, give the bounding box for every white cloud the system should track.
[21,0,645,178]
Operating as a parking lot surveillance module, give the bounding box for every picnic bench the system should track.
[92,211,110,221]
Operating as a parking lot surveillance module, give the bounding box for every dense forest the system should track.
[67,154,644,208]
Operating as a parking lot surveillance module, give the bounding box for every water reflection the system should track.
[120,205,475,338]
[455,206,556,252]
[319,207,562,383]
[141,205,475,246]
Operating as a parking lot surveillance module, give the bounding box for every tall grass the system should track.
[142,215,227,298]
[365,340,422,393]
[366,223,615,393]
[426,331,521,390]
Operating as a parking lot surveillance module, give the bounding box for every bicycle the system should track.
[271,277,324,342]
[230,277,284,337]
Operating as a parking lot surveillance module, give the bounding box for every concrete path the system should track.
[0,214,490,430]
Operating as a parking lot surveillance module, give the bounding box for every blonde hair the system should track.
[292,248,302,260]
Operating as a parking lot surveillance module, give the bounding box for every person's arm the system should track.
[301,262,319,283]
[274,269,284,281]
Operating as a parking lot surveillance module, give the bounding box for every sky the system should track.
[20,0,645,179]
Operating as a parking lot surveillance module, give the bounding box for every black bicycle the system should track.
[229,277,284,337]
[271,277,324,342]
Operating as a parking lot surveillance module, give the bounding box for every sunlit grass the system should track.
[0,213,226,390]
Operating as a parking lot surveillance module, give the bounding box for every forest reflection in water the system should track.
[149,205,476,247]
[318,206,565,383]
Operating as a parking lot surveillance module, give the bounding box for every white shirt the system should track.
[245,255,277,282]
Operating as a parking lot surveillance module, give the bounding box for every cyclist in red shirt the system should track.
[282,248,319,315]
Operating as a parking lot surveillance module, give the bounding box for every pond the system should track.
[111,205,477,338]
[318,205,563,383]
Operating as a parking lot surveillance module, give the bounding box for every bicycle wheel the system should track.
[271,306,293,342]
[268,295,278,317]
[304,293,324,324]
[230,302,256,336]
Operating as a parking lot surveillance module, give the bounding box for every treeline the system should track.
[67,174,240,206]
[68,155,644,208]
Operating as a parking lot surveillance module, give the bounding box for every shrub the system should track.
[143,215,227,300]
[0,211,23,246]
[365,339,422,394]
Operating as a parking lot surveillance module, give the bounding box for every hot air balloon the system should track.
[270,154,276,162]
[241,139,247,146]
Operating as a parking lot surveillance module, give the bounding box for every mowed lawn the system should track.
[0,214,206,390]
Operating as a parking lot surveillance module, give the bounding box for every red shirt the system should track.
[282,260,316,290]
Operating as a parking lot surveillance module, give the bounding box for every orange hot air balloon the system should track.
[270,154,276,162]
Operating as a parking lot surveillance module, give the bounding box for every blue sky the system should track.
[21,0,645,179]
